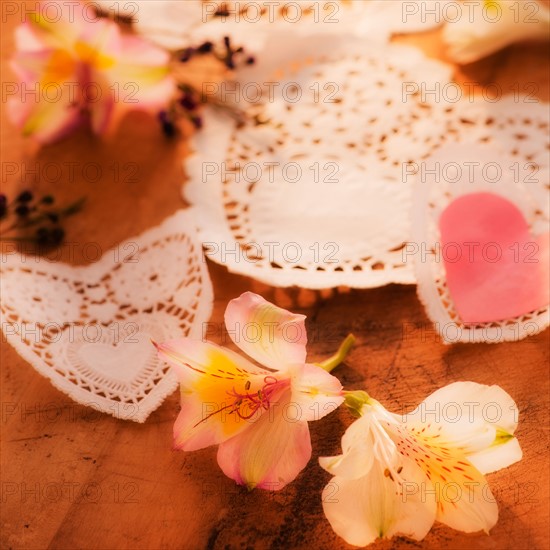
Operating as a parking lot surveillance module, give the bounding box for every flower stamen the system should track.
[194,375,289,427]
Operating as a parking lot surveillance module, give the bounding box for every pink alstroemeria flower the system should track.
[155,292,347,490]
[9,8,173,142]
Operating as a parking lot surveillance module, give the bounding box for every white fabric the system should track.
[0,210,213,422]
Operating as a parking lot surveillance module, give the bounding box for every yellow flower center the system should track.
[74,40,115,70]
[42,49,75,84]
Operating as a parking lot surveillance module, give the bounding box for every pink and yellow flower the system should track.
[155,292,347,490]
[9,7,173,142]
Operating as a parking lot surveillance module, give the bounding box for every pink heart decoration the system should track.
[440,192,549,324]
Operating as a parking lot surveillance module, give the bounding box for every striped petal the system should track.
[433,459,498,534]
[155,338,273,451]
[384,411,499,534]
[401,382,519,458]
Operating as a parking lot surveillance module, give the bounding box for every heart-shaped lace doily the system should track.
[0,210,213,421]
[185,42,453,288]
[411,98,550,343]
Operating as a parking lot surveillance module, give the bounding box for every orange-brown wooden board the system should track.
[1,2,548,549]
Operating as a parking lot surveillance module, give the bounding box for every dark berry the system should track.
[47,213,59,223]
[35,227,50,245]
[197,41,213,53]
[191,116,203,130]
[179,47,195,62]
[158,112,176,137]
[41,195,55,205]
[246,56,256,65]
[15,204,30,217]
[17,190,33,202]
[50,227,65,245]
[163,122,176,137]
[0,195,6,218]
[158,111,176,137]
[180,93,197,111]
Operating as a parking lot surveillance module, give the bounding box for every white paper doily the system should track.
[93,0,450,50]
[411,97,550,343]
[185,42,453,288]
[0,210,213,421]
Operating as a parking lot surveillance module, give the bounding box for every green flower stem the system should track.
[318,333,356,373]
[343,390,371,417]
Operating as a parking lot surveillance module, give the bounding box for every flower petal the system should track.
[8,50,82,143]
[433,460,498,534]
[443,2,550,63]
[104,34,173,109]
[322,456,436,547]
[7,96,81,143]
[117,34,171,69]
[224,292,307,370]
[467,437,523,475]
[216,389,311,490]
[319,414,374,480]
[14,22,48,52]
[156,338,271,451]
[385,418,499,535]
[402,382,519,456]
[290,363,343,422]
[88,69,115,135]
[155,337,266,381]
[10,28,83,143]
[172,395,226,452]
[23,11,83,51]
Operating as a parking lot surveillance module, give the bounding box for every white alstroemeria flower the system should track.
[443,0,550,63]
[319,382,522,547]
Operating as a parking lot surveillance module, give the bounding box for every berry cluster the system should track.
[179,37,255,70]
[0,191,85,248]
[158,37,256,137]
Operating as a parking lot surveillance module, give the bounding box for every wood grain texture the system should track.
[1,3,549,549]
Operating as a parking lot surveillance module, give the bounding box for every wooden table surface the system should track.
[1,4,549,549]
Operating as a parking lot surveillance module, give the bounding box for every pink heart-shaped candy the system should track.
[439,192,549,324]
